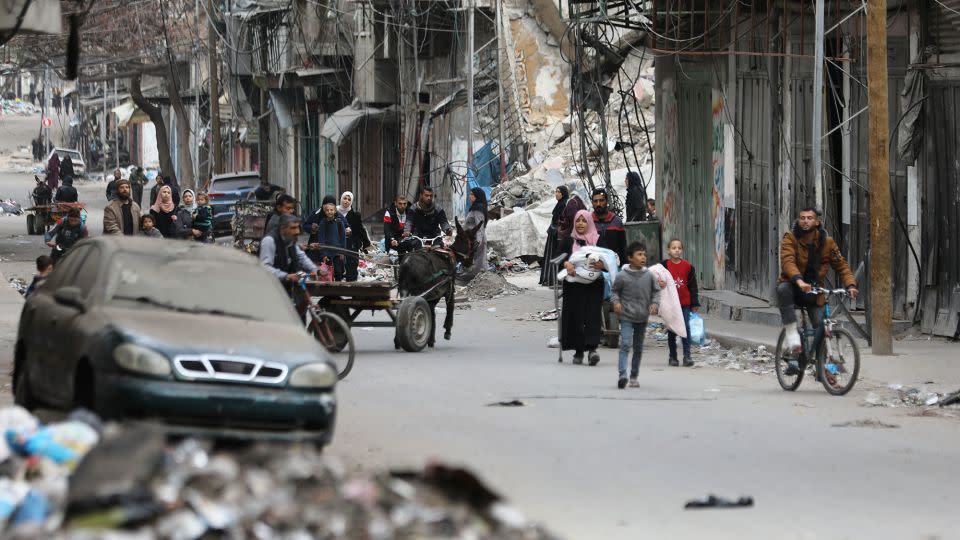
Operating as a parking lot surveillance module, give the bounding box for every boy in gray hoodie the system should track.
[611,242,663,389]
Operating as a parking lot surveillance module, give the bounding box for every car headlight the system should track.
[289,363,337,388]
[113,344,171,377]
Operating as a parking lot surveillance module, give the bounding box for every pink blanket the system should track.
[648,263,687,338]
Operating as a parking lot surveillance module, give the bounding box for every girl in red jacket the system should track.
[662,239,700,366]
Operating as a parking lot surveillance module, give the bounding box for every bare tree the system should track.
[130,73,176,182]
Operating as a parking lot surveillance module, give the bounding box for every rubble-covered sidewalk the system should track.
[0,407,560,539]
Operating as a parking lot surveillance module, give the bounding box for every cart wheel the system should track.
[26,214,39,235]
[396,296,433,352]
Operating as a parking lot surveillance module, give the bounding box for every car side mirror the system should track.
[54,286,86,312]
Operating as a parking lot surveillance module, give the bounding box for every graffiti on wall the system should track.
[658,78,680,248]
[711,90,725,287]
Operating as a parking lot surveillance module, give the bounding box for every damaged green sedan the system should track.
[13,237,337,443]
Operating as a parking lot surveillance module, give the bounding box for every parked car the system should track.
[13,237,337,442]
[207,171,261,236]
[46,147,86,177]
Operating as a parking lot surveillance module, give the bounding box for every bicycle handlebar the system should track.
[806,287,850,296]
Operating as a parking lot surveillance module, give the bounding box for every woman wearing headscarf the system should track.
[178,189,202,241]
[558,210,605,365]
[150,185,179,238]
[539,186,569,286]
[45,152,60,192]
[308,195,347,280]
[558,192,587,240]
[458,187,488,283]
[60,155,75,181]
[337,191,371,281]
[624,171,646,222]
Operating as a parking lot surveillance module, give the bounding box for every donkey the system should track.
[395,218,478,348]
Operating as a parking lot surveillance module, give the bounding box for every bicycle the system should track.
[774,287,862,396]
[295,275,356,380]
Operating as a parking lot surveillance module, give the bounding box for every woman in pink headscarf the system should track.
[150,185,177,238]
[557,209,605,365]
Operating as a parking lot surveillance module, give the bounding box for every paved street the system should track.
[1,113,959,539]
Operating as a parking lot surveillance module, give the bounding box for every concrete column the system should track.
[778,40,793,239]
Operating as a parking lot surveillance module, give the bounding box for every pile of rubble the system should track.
[489,176,556,211]
[0,407,560,539]
[459,272,522,301]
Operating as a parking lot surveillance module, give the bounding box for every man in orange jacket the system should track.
[778,207,858,353]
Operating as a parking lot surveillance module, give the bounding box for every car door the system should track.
[26,245,91,401]
[39,246,99,406]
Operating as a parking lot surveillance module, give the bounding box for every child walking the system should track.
[611,242,662,389]
[662,238,700,367]
[24,255,53,297]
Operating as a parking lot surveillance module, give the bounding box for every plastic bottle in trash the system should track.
[4,428,77,464]
[825,363,839,376]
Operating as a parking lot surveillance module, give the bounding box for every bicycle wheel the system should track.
[308,311,356,380]
[817,328,860,396]
[774,329,805,391]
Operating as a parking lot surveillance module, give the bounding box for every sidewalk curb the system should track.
[706,329,777,353]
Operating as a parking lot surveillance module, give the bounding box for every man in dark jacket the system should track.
[383,194,414,253]
[105,169,121,201]
[129,166,147,208]
[264,194,298,238]
[408,186,451,243]
[54,176,78,203]
[45,208,88,263]
[590,188,627,264]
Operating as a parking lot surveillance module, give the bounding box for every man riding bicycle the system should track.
[260,214,318,292]
[778,207,858,364]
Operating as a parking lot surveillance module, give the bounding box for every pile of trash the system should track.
[863,384,960,410]
[0,99,40,116]
[646,323,776,375]
[459,272,522,301]
[0,407,560,539]
[8,278,28,296]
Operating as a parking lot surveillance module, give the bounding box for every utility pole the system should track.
[811,0,825,210]
[867,0,892,354]
[258,25,270,182]
[114,78,119,170]
[466,0,475,169]
[102,81,107,178]
[495,0,507,183]
[208,0,222,175]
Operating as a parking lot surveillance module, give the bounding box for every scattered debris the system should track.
[938,390,960,408]
[488,400,526,407]
[459,272,522,301]
[684,495,754,510]
[0,407,559,538]
[831,419,900,429]
[8,278,27,296]
[519,309,558,322]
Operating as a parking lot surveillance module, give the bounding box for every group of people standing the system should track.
[100,175,213,242]
[259,184,489,287]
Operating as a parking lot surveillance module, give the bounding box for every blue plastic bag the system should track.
[689,312,705,345]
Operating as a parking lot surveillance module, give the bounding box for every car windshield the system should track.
[57,150,82,162]
[104,252,299,324]
[212,178,259,192]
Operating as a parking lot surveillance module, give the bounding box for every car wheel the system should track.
[74,360,95,411]
[13,350,35,410]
